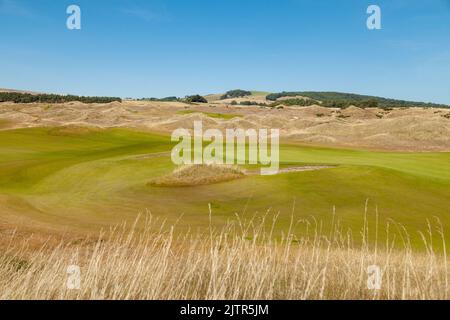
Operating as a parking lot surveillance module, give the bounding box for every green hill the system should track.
[266,91,450,109]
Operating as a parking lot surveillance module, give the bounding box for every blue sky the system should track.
[1,0,450,103]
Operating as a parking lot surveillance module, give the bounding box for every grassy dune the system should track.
[0,127,449,249]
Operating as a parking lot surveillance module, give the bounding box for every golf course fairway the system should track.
[0,127,449,249]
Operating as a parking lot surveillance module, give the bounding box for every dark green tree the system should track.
[185,95,207,103]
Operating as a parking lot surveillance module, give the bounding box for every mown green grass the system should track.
[0,127,449,249]
[177,110,242,120]
[250,91,270,96]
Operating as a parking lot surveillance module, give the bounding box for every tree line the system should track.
[0,92,122,104]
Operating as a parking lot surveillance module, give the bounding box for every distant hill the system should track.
[266,91,450,109]
[206,89,449,109]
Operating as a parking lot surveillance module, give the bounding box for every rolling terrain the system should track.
[1,98,450,151]
[0,91,449,249]
[0,91,449,300]
[0,125,448,249]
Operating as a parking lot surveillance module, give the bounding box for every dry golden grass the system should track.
[0,206,448,300]
[148,164,245,187]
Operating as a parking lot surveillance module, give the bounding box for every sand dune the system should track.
[1,101,449,151]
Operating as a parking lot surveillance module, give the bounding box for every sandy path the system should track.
[244,165,336,175]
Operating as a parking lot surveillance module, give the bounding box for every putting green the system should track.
[0,127,449,249]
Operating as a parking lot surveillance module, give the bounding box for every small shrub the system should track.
[185,95,207,103]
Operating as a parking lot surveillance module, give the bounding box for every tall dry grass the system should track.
[148,164,244,187]
[0,204,448,300]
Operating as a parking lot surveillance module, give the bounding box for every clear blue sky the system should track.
[1,0,450,103]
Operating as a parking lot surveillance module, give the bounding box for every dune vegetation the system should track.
[0,211,448,300]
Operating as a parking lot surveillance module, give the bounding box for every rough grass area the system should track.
[0,214,448,300]
[148,164,245,187]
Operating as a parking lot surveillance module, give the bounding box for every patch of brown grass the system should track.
[148,164,245,187]
[0,210,448,300]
